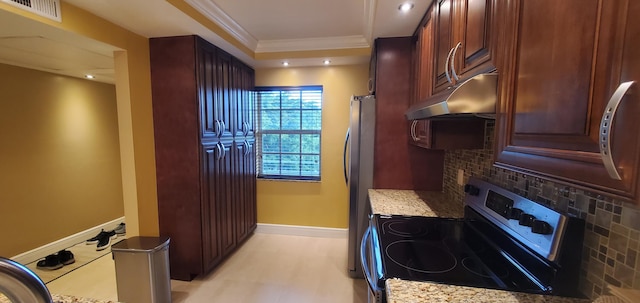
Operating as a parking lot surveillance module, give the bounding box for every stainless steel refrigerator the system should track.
[344,95,376,278]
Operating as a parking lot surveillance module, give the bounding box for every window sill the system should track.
[257,177,321,183]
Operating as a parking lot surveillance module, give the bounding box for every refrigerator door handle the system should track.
[343,128,350,185]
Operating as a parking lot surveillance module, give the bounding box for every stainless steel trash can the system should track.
[111,236,171,303]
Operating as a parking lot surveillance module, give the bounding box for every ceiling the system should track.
[0,0,431,83]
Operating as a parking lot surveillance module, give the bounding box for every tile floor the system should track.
[46,233,368,303]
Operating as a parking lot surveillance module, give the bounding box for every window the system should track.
[256,86,322,180]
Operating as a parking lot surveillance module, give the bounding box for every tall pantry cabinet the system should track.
[150,35,257,281]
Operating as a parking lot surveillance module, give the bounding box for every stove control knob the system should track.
[508,208,524,220]
[518,214,536,227]
[464,184,480,196]
[531,220,554,235]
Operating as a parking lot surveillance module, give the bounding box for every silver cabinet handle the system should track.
[214,120,221,137]
[450,42,462,81]
[411,120,419,142]
[600,81,635,180]
[343,128,350,186]
[215,143,222,160]
[221,121,226,136]
[220,142,226,159]
[444,46,455,84]
[244,140,250,156]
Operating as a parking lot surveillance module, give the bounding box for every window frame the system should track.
[255,85,323,181]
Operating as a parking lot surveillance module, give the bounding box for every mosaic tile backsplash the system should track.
[441,120,640,300]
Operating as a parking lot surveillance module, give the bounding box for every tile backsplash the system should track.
[442,120,640,299]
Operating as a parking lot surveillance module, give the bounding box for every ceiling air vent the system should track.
[2,0,61,22]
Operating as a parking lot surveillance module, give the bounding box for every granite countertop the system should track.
[386,279,593,303]
[368,189,464,218]
[0,294,117,303]
[368,189,607,303]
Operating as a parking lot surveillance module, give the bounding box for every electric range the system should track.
[360,177,586,303]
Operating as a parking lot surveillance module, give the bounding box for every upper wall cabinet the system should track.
[495,0,640,203]
[409,4,487,150]
[433,0,495,94]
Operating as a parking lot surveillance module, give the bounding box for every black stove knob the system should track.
[518,214,536,227]
[532,220,554,235]
[464,184,480,196]
[508,208,524,220]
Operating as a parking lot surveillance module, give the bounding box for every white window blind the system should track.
[255,86,322,180]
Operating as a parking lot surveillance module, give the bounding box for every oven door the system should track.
[360,223,385,303]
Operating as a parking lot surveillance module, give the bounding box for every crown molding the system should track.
[256,35,370,53]
[185,0,258,50]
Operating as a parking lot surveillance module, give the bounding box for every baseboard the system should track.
[10,217,125,265]
[256,223,347,238]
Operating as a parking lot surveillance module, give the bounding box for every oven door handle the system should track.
[360,227,384,295]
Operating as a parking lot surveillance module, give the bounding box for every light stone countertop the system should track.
[368,189,598,303]
[386,279,593,303]
[368,189,464,218]
[0,294,117,303]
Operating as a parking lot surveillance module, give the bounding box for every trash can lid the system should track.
[111,236,170,253]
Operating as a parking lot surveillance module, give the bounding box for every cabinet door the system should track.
[246,140,257,232]
[197,39,220,139]
[233,61,255,139]
[201,143,223,272]
[433,0,455,93]
[451,0,495,80]
[216,51,234,140]
[495,0,640,202]
[234,140,256,243]
[411,11,435,147]
[216,141,236,256]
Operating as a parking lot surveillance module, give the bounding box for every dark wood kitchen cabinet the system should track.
[151,35,257,280]
[234,139,256,244]
[433,0,495,94]
[372,37,444,190]
[495,0,640,203]
[409,6,486,150]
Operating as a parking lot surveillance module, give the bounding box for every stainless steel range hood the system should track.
[405,73,498,120]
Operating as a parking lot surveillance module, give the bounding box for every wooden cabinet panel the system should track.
[433,0,455,92]
[151,35,256,280]
[233,59,255,139]
[234,139,256,244]
[197,42,218,139]
[216,51,234,140]
[495,0,640,202]
[216,141,235,256]
[410,6,487,151]
[455,0,494,78]
[201,144,222,272]
[433,0,495,94]
[373,37,445,191]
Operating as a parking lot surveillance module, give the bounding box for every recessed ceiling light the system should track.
[323,60,331,65]
[85,74,95,79]
[282,61,289,66]
[399,3,414,12]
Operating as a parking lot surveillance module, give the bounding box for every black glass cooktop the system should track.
[373,214,542,293]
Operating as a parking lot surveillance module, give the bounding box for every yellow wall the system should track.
[0,2,159,237]
[0,64,124,257]
[255,65,369,228]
